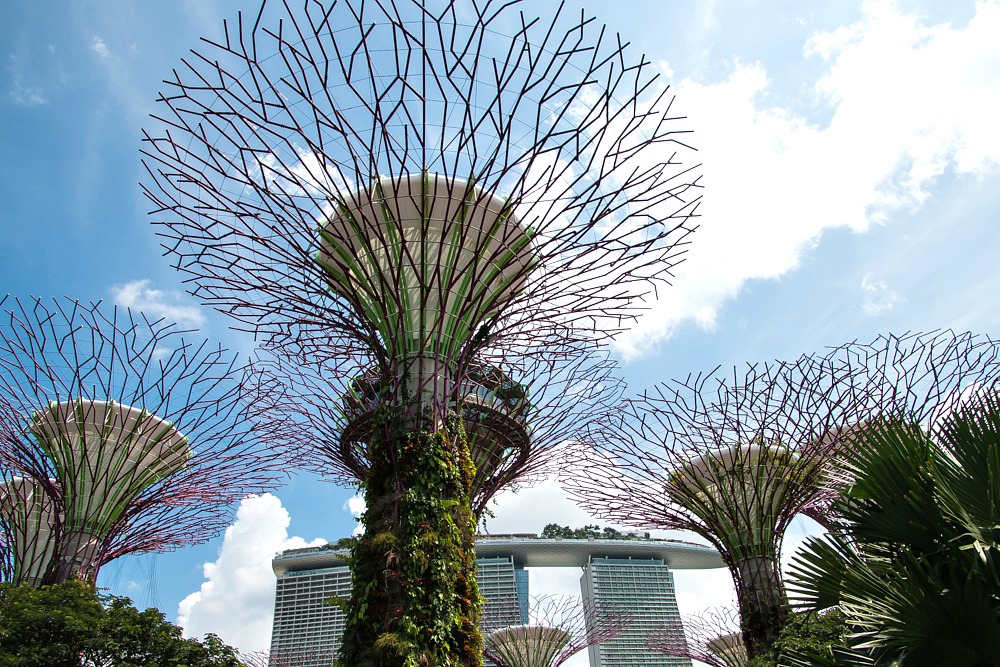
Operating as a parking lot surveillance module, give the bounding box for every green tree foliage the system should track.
[0,579,243,667]
[786,393,1000,666]
[539,524,649,540]
[745,610,849,667]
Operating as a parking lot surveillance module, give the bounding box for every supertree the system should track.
[561,330,1000,660]
[240,649,333,667]
[238,652,273,667]
[0,475,58,586]
[246,340,626,519]
[141,0,700,663]
[646,606,746,667]
[0,296,284,585]
[482,595,631,667]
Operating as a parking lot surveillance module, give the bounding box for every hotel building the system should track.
[269,535,722,666]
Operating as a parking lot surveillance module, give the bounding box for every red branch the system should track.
[0,296,286,584]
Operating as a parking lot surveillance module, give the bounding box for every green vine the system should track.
[339,407,483,667]
[739,587,790,660]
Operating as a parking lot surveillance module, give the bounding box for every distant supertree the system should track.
[240,648,334,667]
[482,595,631,667]
[237,652,272,667]
[0,475,58,585]
[142,0,699,663]
[562,330,1000,660]
[646,606,745,667]
[0,296,283,585]
[247,341,625,518]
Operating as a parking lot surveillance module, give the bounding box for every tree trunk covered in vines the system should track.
[736,554,789,660]
[339,411,483,667]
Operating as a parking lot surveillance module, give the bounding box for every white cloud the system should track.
[9,80,45,106]
[254,149,355,203]
[343,494,365,536]
[861,272,901,315]
[177,494,327,652]
[7,51,47,106]
[91,37,111,59]
[110,279,206,328]
[484,478,595,536]
[615,0,1000,358]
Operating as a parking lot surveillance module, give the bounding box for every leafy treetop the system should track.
[0,580,243,667]
[539,524,651,540]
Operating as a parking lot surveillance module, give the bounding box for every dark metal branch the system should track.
[141,0,701,388]
[482,594,632,667]
[245,339,625,518]
[0,295,286,584]
[561,330,1000,657]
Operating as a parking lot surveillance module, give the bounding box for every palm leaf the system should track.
[786,397,1000,666]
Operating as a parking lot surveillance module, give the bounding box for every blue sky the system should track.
[3,0,1000,659]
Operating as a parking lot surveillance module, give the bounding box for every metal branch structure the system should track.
[482,595,631,667]
[0,296,283,585]
[141,1,699,663]
[0,476,58,585]
[246,340,625,518]
[646,606,745,667]
[241,649,333,667]
[141,0,699,415]
[561,330,1000,660]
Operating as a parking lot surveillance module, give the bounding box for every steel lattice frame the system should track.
[561,330,1000,659]
[0,474,58,585]
[0,296,284,585]
[482,595,632,667]
[141,0,700,415]
[246,339,625,518]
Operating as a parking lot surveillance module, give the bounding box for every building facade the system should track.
[270,553,349,667]
[269,536,721,666]
[583,556,691,667]
[477,555,530,628]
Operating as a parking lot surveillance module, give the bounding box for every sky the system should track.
[3,0,1000,662]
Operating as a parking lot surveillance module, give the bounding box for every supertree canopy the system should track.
[562,330,1000,660]
[141,0,700,409]
[0,476,58,586]
[240,649,331,667]
[246,341,625,519]
[0,296,284,585]
[482,595,632,667]
[142,0,699,663]
[314,173,538,413]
